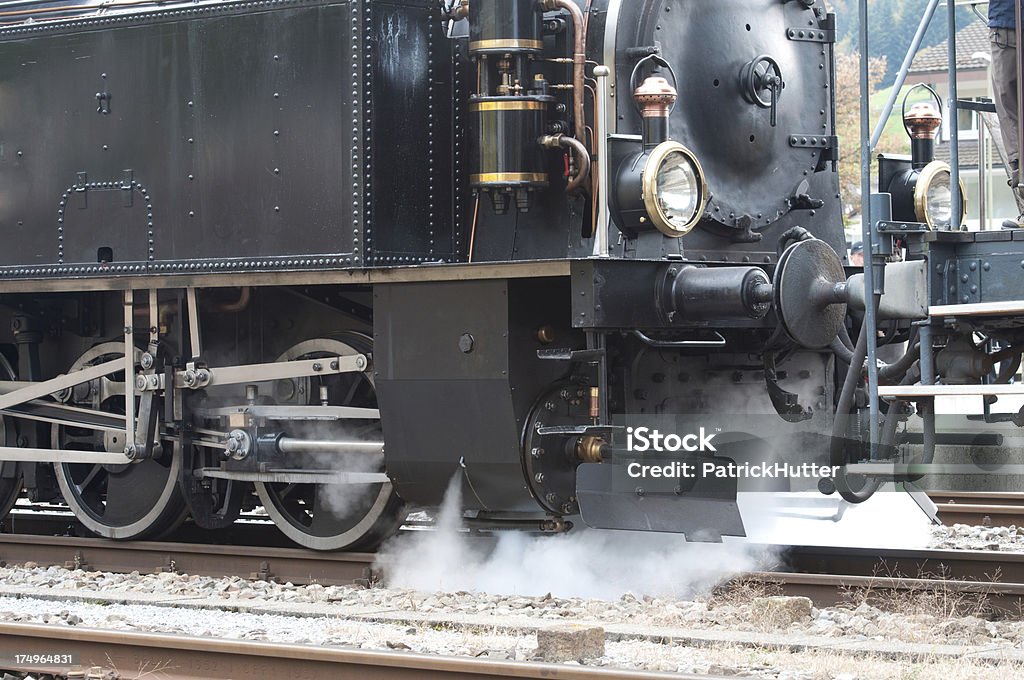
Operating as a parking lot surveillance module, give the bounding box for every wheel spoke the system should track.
[341,378,360,407]
[307,487,336,534]
[76,465,103,493]
[276,483,297,501]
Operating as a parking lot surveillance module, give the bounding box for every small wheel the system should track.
[254,334,404,551]
[179,440,246,530]
[179,391,246,531]
[53,343,186,539]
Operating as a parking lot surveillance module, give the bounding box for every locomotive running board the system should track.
[574,462,745,542]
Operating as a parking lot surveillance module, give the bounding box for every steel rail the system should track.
[933,503,1024,527]
[756,571,1024,613]
[783,544,1024,583]
[4,530,1024,580]
[775,545,1024,613]
[0,623,727,680]
[2,532,1024,604]
[927,491,1024,527]
[927,491,1024,506]
[0,534,378,586]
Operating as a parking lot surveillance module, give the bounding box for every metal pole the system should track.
[919,323,935,385]
[979,117,987,230]
[948,0,962,228]
[859,0,880,451]
[593,65,611,258]
[123,290,136,457]
[918,321,937,467]
[869,0,942,150]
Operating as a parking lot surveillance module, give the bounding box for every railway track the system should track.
[1,506,299,548]
[0,533,377,586]
[0,622,728,680]
[1,533,1023,612]
[0,535,1021,677]
[928,491,1024,527]
[778,545,1024,612]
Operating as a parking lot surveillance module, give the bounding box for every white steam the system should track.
[376,476,776,600]
[734,487,935,550]
[376,477,937,600]
[314,450,381,518]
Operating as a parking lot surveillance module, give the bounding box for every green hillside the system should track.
[829,0,979,86]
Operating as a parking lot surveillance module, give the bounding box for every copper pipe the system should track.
[211,287,252,313]
[541,134,590,193]
[561,135,591,193]
[542,0,587,147]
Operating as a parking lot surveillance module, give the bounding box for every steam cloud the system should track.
[376,476,936,599]
[376,476,777,600]
[737,486,936,549]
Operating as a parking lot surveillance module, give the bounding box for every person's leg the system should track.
[991,27,1024,219]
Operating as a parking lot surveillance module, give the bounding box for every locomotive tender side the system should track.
[0,0,454,271]
[0,0,865,548]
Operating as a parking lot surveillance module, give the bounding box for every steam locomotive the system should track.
[0,0,1009,550]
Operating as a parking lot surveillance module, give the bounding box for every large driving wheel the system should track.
[254,334,404,551]
[53,343,186,539]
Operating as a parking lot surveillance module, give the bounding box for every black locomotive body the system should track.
[0,0,902,549]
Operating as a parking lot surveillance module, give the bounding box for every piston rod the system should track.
[276,438,384,456]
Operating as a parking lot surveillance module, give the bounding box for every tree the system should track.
[834,51,905,221]
[829,0,974,85]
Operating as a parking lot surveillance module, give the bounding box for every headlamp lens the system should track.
[925,171,952,228]
[656,151,701,229]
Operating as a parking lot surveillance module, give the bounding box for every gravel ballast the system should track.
[931,523,1024,551]
[0,563,1020,680]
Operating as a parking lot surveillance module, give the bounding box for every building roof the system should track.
[909,19,990,74]
[935,137,1005,170]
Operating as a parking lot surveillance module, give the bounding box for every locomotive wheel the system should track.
[53,343,187,540]
[254,335,404,551]
[179,439,246,530]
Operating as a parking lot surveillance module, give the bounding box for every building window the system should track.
[944,97,983,141]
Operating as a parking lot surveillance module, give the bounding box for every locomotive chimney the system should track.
[634,75,677,149]
[904,102,941,169]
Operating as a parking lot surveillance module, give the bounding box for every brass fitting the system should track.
[904,102,941,140]
[575,435,607,463]
[450,0,469,20]
[634,75,677,118]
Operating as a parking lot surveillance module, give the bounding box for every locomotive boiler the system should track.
[0,0,890,550]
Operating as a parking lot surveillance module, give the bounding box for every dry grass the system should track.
[705,575,783,610]
[837,563,999,620]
